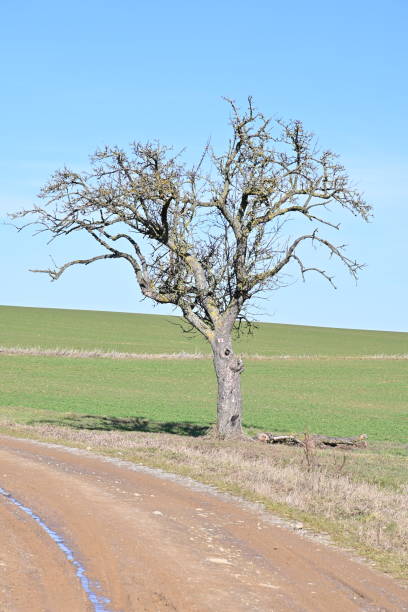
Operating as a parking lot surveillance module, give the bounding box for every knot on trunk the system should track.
[213,336,244,373]
[230,356,244,374]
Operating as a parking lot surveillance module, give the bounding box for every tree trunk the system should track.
[211,332,244,439]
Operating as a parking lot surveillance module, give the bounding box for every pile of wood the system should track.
[255,432,368,449]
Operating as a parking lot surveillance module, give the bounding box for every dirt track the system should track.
[0,436,407,611]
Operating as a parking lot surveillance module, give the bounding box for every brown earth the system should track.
[0,435,407,611]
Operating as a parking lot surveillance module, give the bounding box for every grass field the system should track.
[0,305,407,443]
[1,353,407,442]
[1,304,408,356]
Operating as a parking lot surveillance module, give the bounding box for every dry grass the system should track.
[1,345,407,361]
[0,346,208,360]
[1,420,407,579]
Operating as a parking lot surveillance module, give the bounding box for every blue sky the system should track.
[1,0,407,331]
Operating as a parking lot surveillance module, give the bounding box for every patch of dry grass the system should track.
[1,345,407,361]
[1,420,407,579]
[0,346,208,360]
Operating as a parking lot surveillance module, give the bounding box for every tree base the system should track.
[204,424,250,441]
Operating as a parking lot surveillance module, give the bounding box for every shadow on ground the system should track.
[29,413,210,437]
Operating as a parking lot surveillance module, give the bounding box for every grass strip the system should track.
[2,345,408,360]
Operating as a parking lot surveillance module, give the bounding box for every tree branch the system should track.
[30,254,120,281]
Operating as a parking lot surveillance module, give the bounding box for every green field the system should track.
[1,304,408,356]
[1,305,407,443]
[0,353,407,441]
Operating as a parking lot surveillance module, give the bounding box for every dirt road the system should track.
[0,436,406,611]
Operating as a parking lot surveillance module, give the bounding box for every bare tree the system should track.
[12,98,371,439]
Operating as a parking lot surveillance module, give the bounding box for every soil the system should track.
[0,435,407,611]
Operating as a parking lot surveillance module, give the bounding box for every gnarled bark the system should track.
[211,333,244,439]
